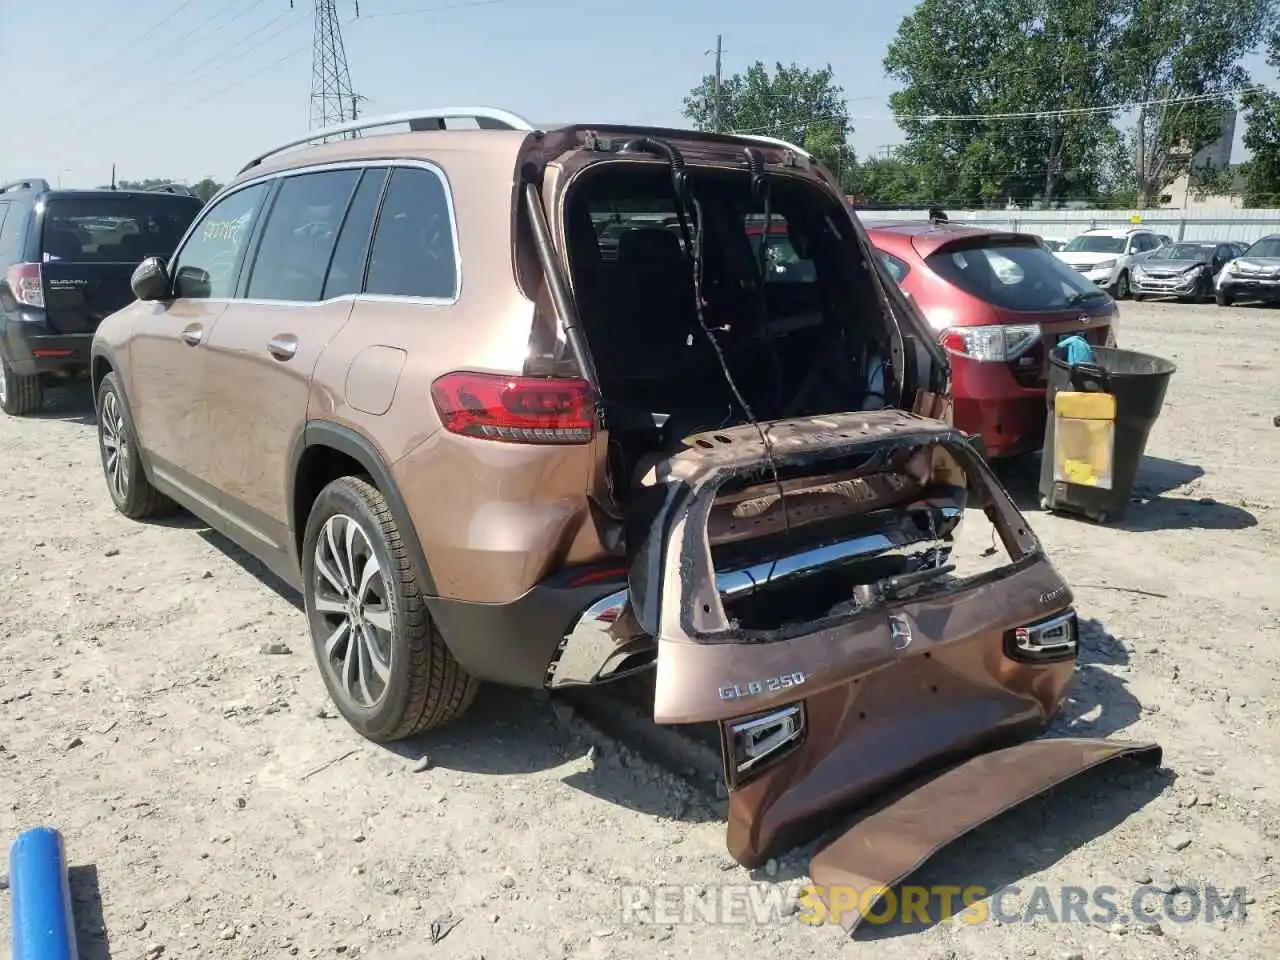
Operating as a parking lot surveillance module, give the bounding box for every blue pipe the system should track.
[9,827,79,960]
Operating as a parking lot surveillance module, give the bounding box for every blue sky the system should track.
[1,0,1274,188]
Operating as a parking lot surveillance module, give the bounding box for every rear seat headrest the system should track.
[617,227,684,266]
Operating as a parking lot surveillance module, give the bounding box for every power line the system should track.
[50,0,203,97]
[357,0,505,17]
[728,88,1262,134]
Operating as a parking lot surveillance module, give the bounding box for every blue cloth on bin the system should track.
[1058,335,1094,366]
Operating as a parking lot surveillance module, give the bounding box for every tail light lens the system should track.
[5,263,44,308]
[940,323,1040,362]
[430,371,595,444]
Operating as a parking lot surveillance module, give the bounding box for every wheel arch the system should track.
[289,421,441,600]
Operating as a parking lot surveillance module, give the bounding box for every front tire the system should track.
[1216,289,1233,307]
[95,373,175,519]
[0,355,43,416]
[1113,271,1131,300]
[301,476,478,742]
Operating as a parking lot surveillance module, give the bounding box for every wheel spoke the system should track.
[341,626,359,692]
[342,518,362,590]
[364,607,392,632]
[313,595,345,615]
[357,552,381,600]
[323,619,350,660]
[325,519,351,589]
[355,630,376,704]
[364,626,391,682]
[315,553,346,594]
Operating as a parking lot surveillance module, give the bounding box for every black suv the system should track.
[0,178,203,415]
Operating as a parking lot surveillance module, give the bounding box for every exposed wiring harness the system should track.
[623,137,795,592]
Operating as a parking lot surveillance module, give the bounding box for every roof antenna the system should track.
[110,164,117,191]
[928,205,948,223]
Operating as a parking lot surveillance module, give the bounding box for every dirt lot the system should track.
[1,299,1277,959]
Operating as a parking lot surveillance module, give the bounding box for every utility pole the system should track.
[712,34,723,132]
[1135,103,1147,208]
[311,0,362,137]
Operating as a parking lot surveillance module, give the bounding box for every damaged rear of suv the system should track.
[92,108,1159,908]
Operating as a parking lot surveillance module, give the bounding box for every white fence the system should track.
[855,208,1280,245]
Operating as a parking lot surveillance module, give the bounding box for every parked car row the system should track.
[1,110,1115,881]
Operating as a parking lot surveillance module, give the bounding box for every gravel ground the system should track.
[1,299,1277,959]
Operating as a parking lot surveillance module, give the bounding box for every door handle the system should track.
[180,324,203,347]
[267,335,298,361]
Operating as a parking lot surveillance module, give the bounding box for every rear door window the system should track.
[245,169,360,302]
[0,203,30,263]
[364,166,458,300]
[322,168,387,300]
[40,195,201,264]
[171,183,270,300]
[926,242,1105,312]
[878,251,909,284]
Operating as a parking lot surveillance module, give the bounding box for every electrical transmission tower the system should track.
[309,0,361,135]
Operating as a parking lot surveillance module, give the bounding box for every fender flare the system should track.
[288,421,441,600]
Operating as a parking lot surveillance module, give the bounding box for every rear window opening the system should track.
[691,441,1028,638]
[925,241,1107,313]
[41,195,202,263]
[561,163,896,497]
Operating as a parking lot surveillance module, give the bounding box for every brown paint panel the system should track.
[809,738,1163,934]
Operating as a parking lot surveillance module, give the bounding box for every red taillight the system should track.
[5,263,44,308]
[939,329,968,355]
[430,371,595,444]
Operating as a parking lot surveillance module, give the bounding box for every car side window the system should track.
[322,168,388,300]
[364,166,458,300]
[171,183,269,300]
[878,251,909,285]
[245,169,360,302]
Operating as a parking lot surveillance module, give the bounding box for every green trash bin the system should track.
[1038,345,1176,523]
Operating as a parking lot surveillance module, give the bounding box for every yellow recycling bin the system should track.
[1052,390,1116,490]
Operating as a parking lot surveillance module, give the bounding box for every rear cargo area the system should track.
[560,161,899,494]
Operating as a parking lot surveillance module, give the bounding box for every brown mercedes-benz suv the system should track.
[92,108,1157,902]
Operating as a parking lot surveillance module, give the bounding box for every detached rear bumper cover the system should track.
[626,409,1158,870]
[809,738,1163,934]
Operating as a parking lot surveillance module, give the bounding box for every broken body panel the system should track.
[523,132,1159,892]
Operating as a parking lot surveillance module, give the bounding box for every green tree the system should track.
[682,62,854,178]
[1110,0,1273,206]
[884,0,1123,208]
[1240,27,1280,207]
[847,156,927,206]
[105,177,222,202]
[192,178,223,203]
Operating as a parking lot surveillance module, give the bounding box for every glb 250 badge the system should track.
[719,672,807,701]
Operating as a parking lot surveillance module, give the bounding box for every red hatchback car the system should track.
[865,220,1118,459]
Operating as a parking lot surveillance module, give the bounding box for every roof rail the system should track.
[239,106,536,174]
[735,134,813,159]
[1,178,52,195]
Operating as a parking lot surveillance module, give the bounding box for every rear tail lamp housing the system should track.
[1003,609,1078,663]
[5,263,44,309]
[430,371,595,444]
[940,323,1040,363]
[721,703,806,788]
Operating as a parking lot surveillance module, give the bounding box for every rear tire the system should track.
[95,373,175,519]
[0,356,44,416]
[301,476,478,742]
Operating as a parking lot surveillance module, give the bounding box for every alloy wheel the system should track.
[99,391,129,501]
[0,367,7,408]
[311,513,394,709]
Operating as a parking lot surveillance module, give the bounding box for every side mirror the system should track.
[131,256,172,301]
